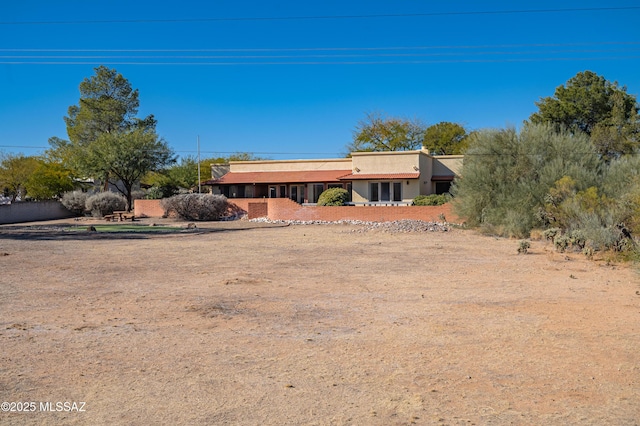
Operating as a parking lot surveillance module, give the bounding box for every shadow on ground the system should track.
[0,221,289,241]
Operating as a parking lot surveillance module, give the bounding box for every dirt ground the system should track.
[0,218,639,425]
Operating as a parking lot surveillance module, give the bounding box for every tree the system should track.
[49,66,172,209]
[86,129,174,209]
[64,65,156,145]
[0,154,39,201]
[422,122,470,155]
[529,70,640,159]
[346,112,425,153]
[25,160,75,199]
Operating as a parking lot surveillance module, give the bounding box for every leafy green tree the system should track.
[25,160,75,199]
[85,129,174,209]
[0,154,39,201]
[63,65,156,145]
[346,112,425,153]
[422,122,470,155]
[49,66,173,209]
[529,70,640,159]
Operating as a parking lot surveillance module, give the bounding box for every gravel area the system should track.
[249,218,451,233]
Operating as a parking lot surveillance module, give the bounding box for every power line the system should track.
[2,41,640,52]
[1,6,639,25]
[2,57,638,66]
[3,41,638,53]
[3,49,640,60]
[2,41,638,65]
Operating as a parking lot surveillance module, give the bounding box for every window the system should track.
[393,182,402,202]
[311,183,324,203]
[290,186,297,201]
[369,181,402,203]
[435,182,452,194]
[380,182,390,201]
[279,185,287,198]
[269,186,276,198]
[369,183,379,202]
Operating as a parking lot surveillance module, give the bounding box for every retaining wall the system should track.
[0,201,75,224]
[133,199,167,218]
[134,198,459,223]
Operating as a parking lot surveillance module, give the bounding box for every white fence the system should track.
[0,201,74,225]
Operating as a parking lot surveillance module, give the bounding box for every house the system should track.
[204,148,462,205]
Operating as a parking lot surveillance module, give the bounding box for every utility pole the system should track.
[197,135,202,194]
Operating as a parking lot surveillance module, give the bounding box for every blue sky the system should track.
[1,1,639,160]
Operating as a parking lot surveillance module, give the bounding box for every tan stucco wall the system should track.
[432,156,463,176]
[230,158,352,172]
[351,150,421,174]
[351,180,420,203]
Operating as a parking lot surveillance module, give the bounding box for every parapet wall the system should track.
[134,198,459,223]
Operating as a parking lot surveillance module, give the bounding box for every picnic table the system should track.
[105,211,135,222]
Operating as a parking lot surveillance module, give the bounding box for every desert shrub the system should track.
[317,187,349,206]
[543,228,561,242]
[413,194,449,206]
[451,124,600,238]
[554,234,571,253]
[568,229,586,250]
[85,192,127,217]
[61,190,88,216]
[517,240,530,254]
[145,186,165,200]
[161,193,230,221]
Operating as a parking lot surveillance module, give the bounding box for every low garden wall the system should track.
[0,201,74,224]
[134,198,459,223]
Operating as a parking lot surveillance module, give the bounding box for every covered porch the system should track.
[204,169,353,204]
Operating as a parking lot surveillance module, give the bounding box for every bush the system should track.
[145,186,165,200]
[517,240,530,254]
[61,190,88,216]
[161,193,230,221]
[85,192,127,217]
[543,228,561,242]
[413,194,449,206]
[451,124,600,238]
[554,234,571,253]
[317,188,349,206]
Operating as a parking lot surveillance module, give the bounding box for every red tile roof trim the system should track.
[205,170,352,185]
[339,172,420,180]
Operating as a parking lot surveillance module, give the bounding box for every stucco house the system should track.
[204,148,462,205]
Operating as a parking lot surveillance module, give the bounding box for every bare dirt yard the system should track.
[1,218,639,425]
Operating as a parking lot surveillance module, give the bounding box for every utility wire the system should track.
[2,41,640,52]
[4,49,640,60]
[2,57,638,65]
[1,6,639,25]
[2,42,638,65]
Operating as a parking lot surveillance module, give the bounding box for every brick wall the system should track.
[248,202,268,219]
[265,198,459,222]
[133,198,459,223]
[133,199,166,218]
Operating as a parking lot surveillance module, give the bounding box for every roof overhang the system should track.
[339,172,420,180]
[204,170,352,185]
[430,175,456,182]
